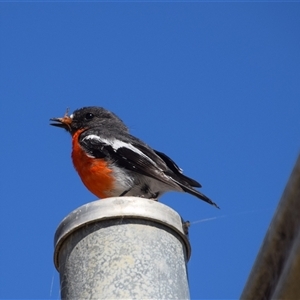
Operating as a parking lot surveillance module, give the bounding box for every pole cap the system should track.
[54,196,191,270]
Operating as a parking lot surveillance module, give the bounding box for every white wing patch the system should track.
[82,134,104,143]
[82,135,158,167]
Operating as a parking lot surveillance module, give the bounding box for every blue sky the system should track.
[1,3,299,299]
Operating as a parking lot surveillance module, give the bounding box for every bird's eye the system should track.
[85,113,94,120]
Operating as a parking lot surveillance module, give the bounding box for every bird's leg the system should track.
[119,190,130,197]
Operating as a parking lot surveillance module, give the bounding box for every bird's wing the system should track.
[79,132,180,190]
[80,131,219,208]
[153,150,202,188]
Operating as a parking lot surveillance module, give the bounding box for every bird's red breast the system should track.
[71,129,114,199]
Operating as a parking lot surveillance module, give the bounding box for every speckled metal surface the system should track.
[241,154,300,300]
[54,197,190,299]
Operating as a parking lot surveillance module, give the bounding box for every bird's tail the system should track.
[178,183,220,209]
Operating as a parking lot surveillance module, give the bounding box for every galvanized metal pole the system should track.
[54,196,191,300]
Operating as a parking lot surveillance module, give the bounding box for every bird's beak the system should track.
[50,109,72,131]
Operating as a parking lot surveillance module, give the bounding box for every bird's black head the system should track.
[50,106,128,135]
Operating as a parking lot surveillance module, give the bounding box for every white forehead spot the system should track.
[70,114,74,119]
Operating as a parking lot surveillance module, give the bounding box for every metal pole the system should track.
[54,196,191,300]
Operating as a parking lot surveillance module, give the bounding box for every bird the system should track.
[50,106,219,208]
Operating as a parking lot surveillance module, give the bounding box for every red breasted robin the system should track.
[50,106,219,208]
